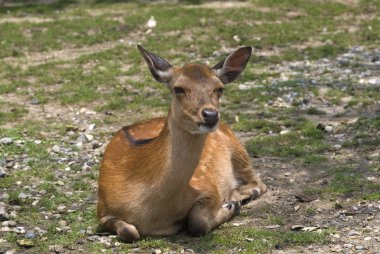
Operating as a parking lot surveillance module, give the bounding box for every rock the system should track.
[49,245,64,253]
[146,16,156,28]
[65,125,79,132]
[280,130,290,135]
[185,249,195,253]
[294,205,300,212]
[30,98,39,105]
[0,204,9,221]
[17,239,34,248]
[25,230,36,239]
[348,230,361,236]
[91,141,100,149]
[291,225,304,231]
[245,237,254,242]
[84,133,94,142]
[301,226,319,232]
[0,167,6,178]
[284,172,290,177]
[18,193,28,199]
[355,245,365,250]
[233,35,241,43]
[88,124,96,131]
[2,220,17,227]
[51,145,60,153]
[0,137,13,145]
[265,224,281,229]
[152,249,162,254]
[325,125,334,132]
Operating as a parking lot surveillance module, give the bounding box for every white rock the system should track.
[88,124,96,131]
[0,138,13,145]
[51,145,60,153]
[146,16,156,28]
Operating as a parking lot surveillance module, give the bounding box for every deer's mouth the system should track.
[198,122,218,133]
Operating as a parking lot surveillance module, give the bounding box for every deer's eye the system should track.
[217,88,224,93]
[173,87,186,94]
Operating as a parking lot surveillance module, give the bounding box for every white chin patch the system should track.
[198,124,217,134]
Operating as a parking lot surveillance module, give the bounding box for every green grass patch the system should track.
[324,166,380,199]
[246,121,329,158]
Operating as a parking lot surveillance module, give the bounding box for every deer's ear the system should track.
[138,45,172,83]
[213,47,252,84]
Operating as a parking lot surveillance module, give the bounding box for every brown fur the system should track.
[97,46,267,242]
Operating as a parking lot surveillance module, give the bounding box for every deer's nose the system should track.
[202,108,219,125]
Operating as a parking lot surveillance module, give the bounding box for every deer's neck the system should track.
[157,113,207,191]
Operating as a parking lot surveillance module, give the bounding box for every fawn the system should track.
[97,45,267,242]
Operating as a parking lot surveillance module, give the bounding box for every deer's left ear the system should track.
[138,45,172,84]
[212,47,252,84]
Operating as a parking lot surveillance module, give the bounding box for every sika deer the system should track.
[97,46,267,242]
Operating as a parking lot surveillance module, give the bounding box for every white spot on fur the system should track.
[199,124,218,134]
[254,188,261,196]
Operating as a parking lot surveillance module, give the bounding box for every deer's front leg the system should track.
[188,198,238,236]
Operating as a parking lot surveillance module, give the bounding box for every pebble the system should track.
[18,193,28,199]
[0,137,13,145]
[49,245,64,253]
[2,220,17,227]
[152,249,162,254]
[30,98,40,105]
[51,145,60,153]
[25,230,36,239]
[355,245,365,250]
[88,124,96,131]
[245,237,254,242]
[16,239,34,248]
[0,167,6,178]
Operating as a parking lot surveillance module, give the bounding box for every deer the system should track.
[97,45,267,242]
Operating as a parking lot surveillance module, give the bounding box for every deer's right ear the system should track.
[138,45,172,84]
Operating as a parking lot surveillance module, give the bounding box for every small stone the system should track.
[65,125,78,132]
[25,230,36,239]
[291,225,304,231]
[88,124,96,131]
[245,237,254,242]
[280,130,290,135]
[355,245,365,250]
[284,172,291,177]
[364,236,371,241]
[348,230,361,236]
[17,239,34,248]
[34,140,42,144]
[152,249,162,254]
[49,245,64,253]
[2,220,17,227]
[18,193,28,199]
[30,98,39,105]
[325,125,334,132]
[0,138,13,145]
[84,133,94,142]
[265,224,281,229]
[233,35,241,43]
[0,167,7,178]
[294,205,300,212]
[57,204,66,211]
[92,141,100,149]
[51,145,60,153]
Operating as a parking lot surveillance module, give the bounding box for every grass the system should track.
[245,121,329,158]
[1,0,380,253]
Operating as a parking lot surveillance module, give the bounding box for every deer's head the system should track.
[138,46,252,135]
